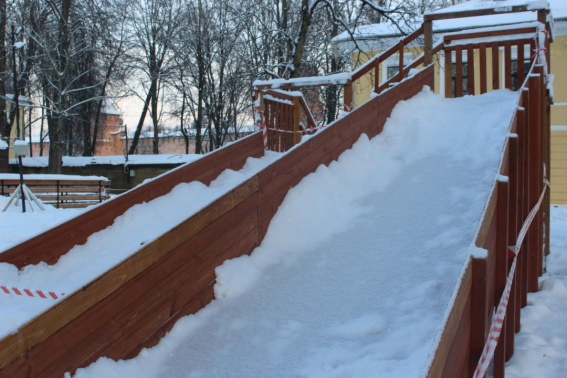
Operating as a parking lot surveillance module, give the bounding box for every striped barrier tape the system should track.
[473,183,548,378]
[261,123,268,150]
[267,124,324,135]
[254,107,269,150]
[1,285,66,300]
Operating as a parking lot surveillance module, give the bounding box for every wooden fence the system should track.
[0,65,434,378]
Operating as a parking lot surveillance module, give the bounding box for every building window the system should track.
[451,62,469,97]
[511,59,531,90]
[387,65,399,80]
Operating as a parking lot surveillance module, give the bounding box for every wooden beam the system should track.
[424,20,433,66]
[494,180,509,378]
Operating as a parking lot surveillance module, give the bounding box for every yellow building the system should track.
[333,0,567,203]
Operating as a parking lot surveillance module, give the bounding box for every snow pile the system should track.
[505,205,567,377]
[0,152,279,339]
[0,173,108,181]
[0,196,85,251]
[71,88,519,378]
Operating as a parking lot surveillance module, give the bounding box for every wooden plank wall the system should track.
[426,64,550,378]
[0,66,434,377]
[0,133,265,268]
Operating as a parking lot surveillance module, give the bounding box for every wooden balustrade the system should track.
[427,60,551,378]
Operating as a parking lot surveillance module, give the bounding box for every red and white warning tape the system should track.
[473,183,548,378]
[254,107,269,150]
[1,285,66,300]
[266,124,324,135]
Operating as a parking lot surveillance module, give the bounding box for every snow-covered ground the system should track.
[0,198,85,251]
[505,205,567,378]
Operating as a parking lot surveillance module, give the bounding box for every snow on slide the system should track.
[72,88,520,378]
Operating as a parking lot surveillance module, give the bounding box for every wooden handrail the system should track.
[444,26,538,44]
[351,25,424,82]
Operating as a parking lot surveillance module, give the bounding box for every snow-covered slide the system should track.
[71,88,521,378]
[0,67,433,377]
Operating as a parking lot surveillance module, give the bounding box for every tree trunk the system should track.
[0,0,8,139]
[47,114,64,173]
[129,81,155,154]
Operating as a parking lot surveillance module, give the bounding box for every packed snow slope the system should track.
[70,87,520,378]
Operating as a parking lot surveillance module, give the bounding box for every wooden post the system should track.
[471,256,487,372]
[344,81,353,110]
[492,43,500,90]
[398,40,405,82]
[423,20,433,66]
[467,46,475,95]
[480,43,487,94]
[374,61,380,94]
[494,180,509,377]
[507,133,519,359]
[444,49,452,98]
[518,96,528,308]
[544,89,551,259]
[527,71,541,293]
[537,10,550,72]
[504,42,512,89]
[517,42,525,88]
[456,46,463,97]
[293,97,301,146]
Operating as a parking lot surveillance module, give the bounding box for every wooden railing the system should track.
[255,89,316,152]
[426,60,551,378]
[0,176,110,208]
[444,25,540,97]
[253,4,552,155]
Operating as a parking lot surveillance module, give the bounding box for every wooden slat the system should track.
[493,181,509,377]
[456,46,463,97]
[504,42,512,89]
[467,46,475,95]
[480,43,487,94]
[470,257,488,372]
[492,43,500,90]
[527,72,541,293]
[444,50,452,98]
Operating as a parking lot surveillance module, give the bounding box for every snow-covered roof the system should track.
[332,0,565,43]
[0,173,109,181]
[11,154,203,167]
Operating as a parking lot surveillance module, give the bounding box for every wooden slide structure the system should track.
[0,5,553,378]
